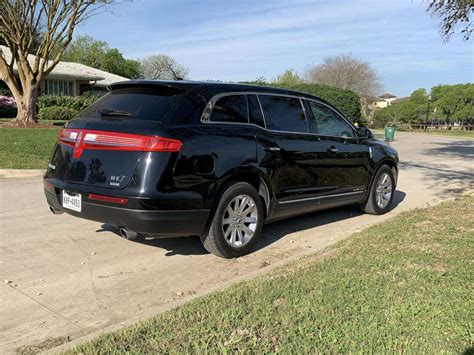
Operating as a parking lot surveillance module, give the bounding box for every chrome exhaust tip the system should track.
[119,228,138,240]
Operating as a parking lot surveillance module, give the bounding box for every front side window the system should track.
[258,95,307,133]
[210,95,248,123]
[308,101,354,137]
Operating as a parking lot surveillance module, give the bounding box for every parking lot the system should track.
[1,132,473,353]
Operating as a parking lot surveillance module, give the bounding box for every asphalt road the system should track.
[1,132,473,353]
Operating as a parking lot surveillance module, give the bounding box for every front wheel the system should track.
[361,165,396,215]
[201,182,264,258]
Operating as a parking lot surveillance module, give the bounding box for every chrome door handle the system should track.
[327,146,338,153]
[265,147,281,152]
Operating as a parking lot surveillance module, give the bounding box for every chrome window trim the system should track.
[278,190,365,205]
[255,94,267,129]
[200,91,360,140]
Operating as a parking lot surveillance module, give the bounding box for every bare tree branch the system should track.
[305,53,383,96]
[0,0,114,124]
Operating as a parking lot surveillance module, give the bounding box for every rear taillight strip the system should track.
[88,194,128,204]
[57,128,182,158]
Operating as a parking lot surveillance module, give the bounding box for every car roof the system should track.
[109,80,318,99]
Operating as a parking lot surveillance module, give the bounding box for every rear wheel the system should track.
[361,165,395,215]
[201,182,264,258]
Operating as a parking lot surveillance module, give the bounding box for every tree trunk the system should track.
[13,86,38,125]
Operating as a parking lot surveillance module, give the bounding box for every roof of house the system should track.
[360,94,382,104]
[0,45,128,87]
[391,96,408,104]
[379,93,397,99]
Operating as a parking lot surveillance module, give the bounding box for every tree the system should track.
[273,69,303,86]
[139,54,189,80]
[62,35,140,79]
[306,53,382,96]
[426,0,473,41]
[373,83,474,127]
[0,0,111,125]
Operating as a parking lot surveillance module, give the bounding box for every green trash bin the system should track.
[385,126,395,142]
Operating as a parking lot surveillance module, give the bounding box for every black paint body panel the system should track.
[44,81,398,237]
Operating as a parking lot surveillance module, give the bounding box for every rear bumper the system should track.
[44,188,210,237]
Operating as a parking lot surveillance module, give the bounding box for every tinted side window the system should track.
[248,94,265,128]
[210,95,248,123]
[258,95,307,133]
[308,101,354,137]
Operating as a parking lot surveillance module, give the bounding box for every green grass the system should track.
[69,195,474,354]
[0,127,59,169]
[413,130,474,138]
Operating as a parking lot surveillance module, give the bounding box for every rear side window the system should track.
[258,95,307,133]
[210,95,248,123]
[248,95,265,128]
[78,87,184,121]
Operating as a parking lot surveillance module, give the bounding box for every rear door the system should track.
[305,99,370,196]
[46,86,186,190]
[255,94,323,203]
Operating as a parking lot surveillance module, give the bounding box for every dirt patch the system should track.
[1,121,57,129]
[17,336,71,354]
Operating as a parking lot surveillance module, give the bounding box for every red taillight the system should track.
[88,194,128,205]
[57,129,182,158]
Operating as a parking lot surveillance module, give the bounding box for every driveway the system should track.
[1,132,473,353]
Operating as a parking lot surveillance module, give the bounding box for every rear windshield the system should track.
[78,86,185,121]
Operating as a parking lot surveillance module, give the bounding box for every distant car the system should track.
[44,81,399,258]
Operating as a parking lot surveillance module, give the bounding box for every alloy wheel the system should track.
[375,172,393,209]
[222,194,258,248]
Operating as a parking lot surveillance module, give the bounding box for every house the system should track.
[373,93,398,108]
[361,93,399,110]
[0,45,129,97]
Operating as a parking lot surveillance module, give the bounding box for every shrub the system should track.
[38,93,96,112]
[38,106,78,121]
[243,82,361,119]
[0,95,17,118]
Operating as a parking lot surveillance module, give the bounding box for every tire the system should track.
[201,182,264,258]
[361,165,396,215]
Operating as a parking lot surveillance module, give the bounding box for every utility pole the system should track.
[424,95,431,131]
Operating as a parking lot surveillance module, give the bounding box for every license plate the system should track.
[62,190,81,212]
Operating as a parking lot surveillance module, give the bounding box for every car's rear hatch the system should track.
[46,84,190,190]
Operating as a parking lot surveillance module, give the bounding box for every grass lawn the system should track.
[69,194,474,354]
[372,129,474,140]
[415,130,474,138]
[0,127,59,169]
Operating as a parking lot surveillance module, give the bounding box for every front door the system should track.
[305,99,370,197]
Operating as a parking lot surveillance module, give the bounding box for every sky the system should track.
[75,0,474,97]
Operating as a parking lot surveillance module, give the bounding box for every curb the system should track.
[0,169,45,178]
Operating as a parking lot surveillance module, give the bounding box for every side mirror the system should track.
[357,127,373,139]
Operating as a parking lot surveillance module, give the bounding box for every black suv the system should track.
[44,81,398,258]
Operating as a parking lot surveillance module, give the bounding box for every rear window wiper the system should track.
[98,108,132,117]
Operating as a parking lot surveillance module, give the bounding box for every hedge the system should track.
[38,106,79,121]
[38,93,96,112]
[244,82,361,119]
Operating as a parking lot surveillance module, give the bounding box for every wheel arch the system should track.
[368,158,398,197]
[201,168,272,237]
